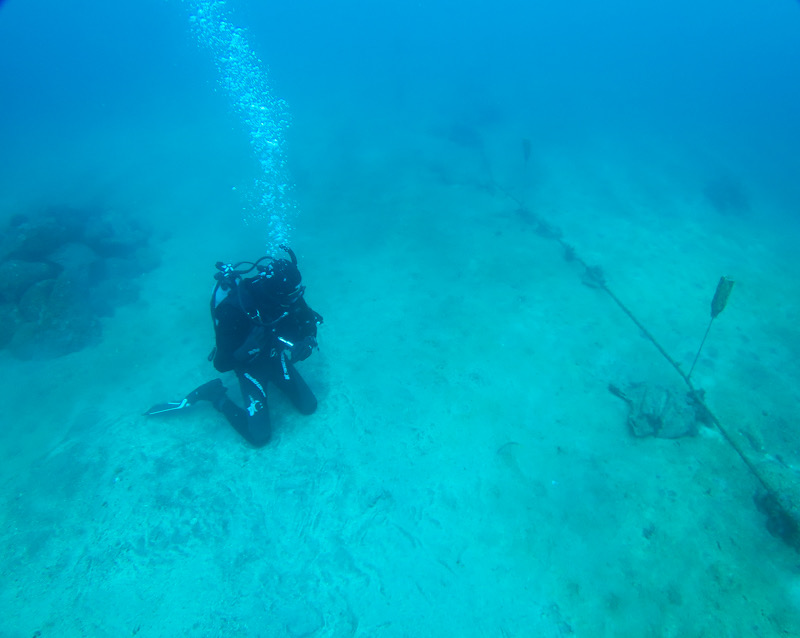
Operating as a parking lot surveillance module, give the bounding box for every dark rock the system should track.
[0,259,60,303]
[8,276,101,359]
[83,211,148,257]
[44,205,96,238]
[8,317,100,359]
[99,246,161,283]
[89,279,140,317]
[0,303,22,348]
[1,216,65,261]
[0,204,157,359]
[18,279,57,322]
[102,256,141,281]
[48,242,100,278]
[0,206,90,261]
[0,206,91,259]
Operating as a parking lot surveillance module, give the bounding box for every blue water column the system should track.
[183,0,294,250]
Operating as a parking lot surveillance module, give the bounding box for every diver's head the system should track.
[251,246,304,307]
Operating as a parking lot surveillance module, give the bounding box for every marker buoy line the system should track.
[495,180,800,551]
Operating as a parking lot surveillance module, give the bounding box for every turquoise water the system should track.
[1,1,800,636]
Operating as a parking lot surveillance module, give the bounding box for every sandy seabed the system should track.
[1,112,799,638]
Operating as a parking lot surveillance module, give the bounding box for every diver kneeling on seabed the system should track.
[145,246,323,447]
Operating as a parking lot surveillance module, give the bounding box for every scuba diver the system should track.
[145,246,322,447]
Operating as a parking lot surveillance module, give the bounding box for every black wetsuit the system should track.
[209,277,321,447]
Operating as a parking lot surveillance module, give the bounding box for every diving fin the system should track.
[143,399,190,416]
[144,379,226,416]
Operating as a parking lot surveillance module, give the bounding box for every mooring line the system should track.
[495,185,796,536]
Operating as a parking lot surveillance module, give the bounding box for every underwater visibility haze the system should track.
[1,0,800,635]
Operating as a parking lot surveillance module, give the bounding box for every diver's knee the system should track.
[299,395,317,415]
[248,430,271,448]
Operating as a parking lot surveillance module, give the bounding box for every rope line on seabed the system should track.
[495,185,799,545]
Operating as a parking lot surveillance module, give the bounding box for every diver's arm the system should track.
[212,303,252,372]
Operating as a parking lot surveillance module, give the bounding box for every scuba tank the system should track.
[207,246,309,362]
